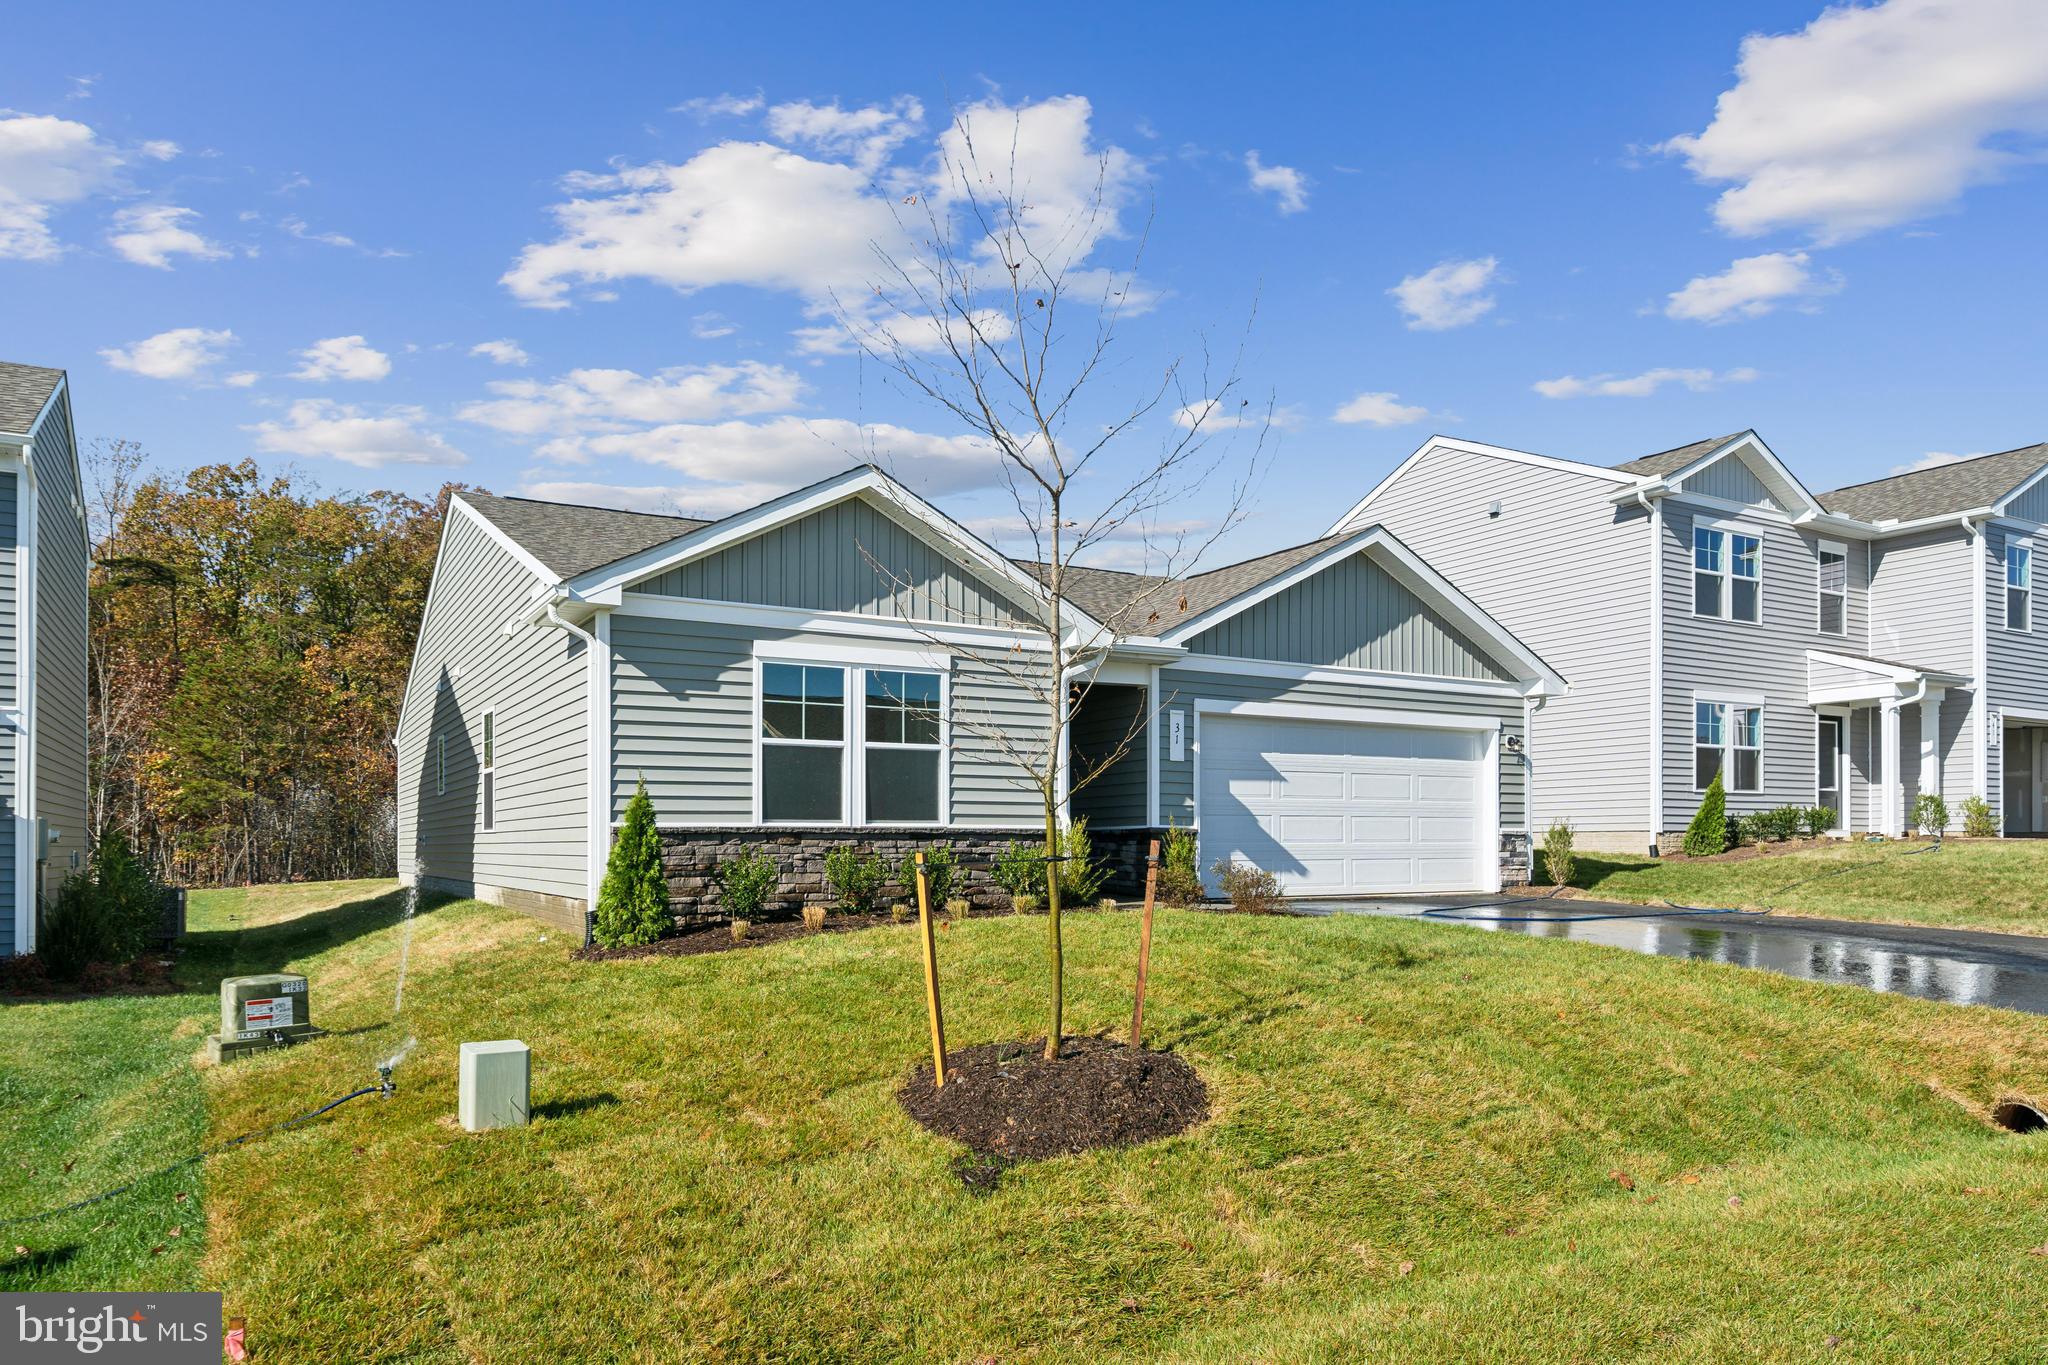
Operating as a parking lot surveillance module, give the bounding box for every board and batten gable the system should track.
[396,504,589,919]
[1659,498,1876,829]
[1331,444,1648,831]
[2006,478,2048,525]
[30,391,89,901]
[1183,548,1512,680]
[632,493,1036,627]
[1680,455,1785,511]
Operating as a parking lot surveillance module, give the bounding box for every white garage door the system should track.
[1198,713,1492,896]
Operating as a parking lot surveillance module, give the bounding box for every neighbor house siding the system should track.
[31,396,89,901]
[1985,522,2048,828]
[1183,549,1510,680]
[608,608,1046,829]
[1660,501,1873,830]
[1337,446,1645,832]
[395,508,588,905]
[0,727,13,957]
[1153,667,1524,832]
[1681,455,1784,510]
[633,495,1033,626]
[1868,527,1973,674]
[0,469,15,953]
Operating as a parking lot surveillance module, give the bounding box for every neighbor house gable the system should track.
[1325,435,1637,538]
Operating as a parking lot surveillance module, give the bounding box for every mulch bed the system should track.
[898,1036,1208,1184]
[571,911,902,960]
[1658,836,1935,864]
[0,953,180,999]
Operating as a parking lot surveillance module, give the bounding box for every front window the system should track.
[1693,525,1761,623]
[1694,702,1724,789]
[1693,528,1724,617]
[761,663,845,822]
[864,670,943,823]
[1817,545,1848,635]
[1732,705,1762,792]
[2008,543,2033,632]
[1695,700,1763,792]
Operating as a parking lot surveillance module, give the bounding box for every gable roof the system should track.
[0,361,65,437]
[1610,432,1749,479]
[1817,443,2048,522]
[460,491,710,580]
[1021,537,1347,636]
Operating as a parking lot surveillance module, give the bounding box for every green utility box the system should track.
[205,972,325,1063]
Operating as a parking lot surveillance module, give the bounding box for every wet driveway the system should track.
[1305,895,2048,1016]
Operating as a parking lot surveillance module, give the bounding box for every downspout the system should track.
[1635,488,1664,855]
[1892,674,1929,837]
[535,592,609,936]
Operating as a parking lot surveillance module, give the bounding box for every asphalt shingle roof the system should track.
[0,361,64,436]
[1816,443,2048,522]
[1020,536,1349,634]
[1610,432,1747,479]
[460,491,709,580]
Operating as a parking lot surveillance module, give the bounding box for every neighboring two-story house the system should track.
[0,361,93,957]
[1334,431,2048,851]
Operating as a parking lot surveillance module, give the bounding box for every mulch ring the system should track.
[899,1036,1209,1190]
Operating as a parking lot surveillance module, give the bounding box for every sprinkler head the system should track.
[377,1061,396,1098]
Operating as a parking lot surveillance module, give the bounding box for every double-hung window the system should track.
[1695,700,1763,792]
[435,734,447,796]
[2007,542,2033,632]
[1693,525,1762,623]
[1817,542,1848,636]
[760,659,947,825]
[480,711,496,832]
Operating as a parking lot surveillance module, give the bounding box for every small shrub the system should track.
[1540,818,1576,887]
[1802,806,1837,839]
[38,874,113,980]
[593,779,671,947]
[945,897,971,924]
[801,904,827,932]
[1157,822,1202,905]
[1055,818,1111,906]
[1913,792,1949,837]
[889,902,911,924]
[823,846,888,913]
[91,831,161,959]
[729,920,750,943]
[1682,772,1728,856]
[1012,893,1041,914]
[899,843,957,907]
[1098,897,1119,912]
[991,841,1043,899]
[1962,795,1998,838]
[713,847,778,920]
[1762,806,1804,842]
[1212,859,1284,914]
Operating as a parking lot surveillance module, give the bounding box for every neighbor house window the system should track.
[435,734,446,796]
[1695,700,1762,792]
[1694,525,1761,623]
[2008,543,2033,631]
[761,663,845,822]
[1817,543,1848,635]
[865,670,943,823]
[480,711,495,832]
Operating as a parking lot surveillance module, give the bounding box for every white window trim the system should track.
[2004,539,2034,633]
[752,657,952,828]
[435,733,447,796]
[479,709,496,833]
[1693,697,1764,793]
[1692,520,1763,625]
[1815,708,1851,835]
[1816,538,1849,637]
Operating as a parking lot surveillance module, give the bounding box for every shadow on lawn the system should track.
[176,885,461,989]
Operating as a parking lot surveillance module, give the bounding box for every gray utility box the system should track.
[204,973,326,1063]
[459,1040,531,1132]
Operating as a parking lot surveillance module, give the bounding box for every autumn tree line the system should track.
[88,440,447,887]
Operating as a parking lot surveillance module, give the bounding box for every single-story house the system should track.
[394,466,1566,937]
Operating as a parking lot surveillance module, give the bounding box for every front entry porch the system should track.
[1808,650,1973,836]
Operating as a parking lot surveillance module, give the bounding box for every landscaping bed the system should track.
[572,911,901,960]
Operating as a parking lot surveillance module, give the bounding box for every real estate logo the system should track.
[4,1294,219,1362]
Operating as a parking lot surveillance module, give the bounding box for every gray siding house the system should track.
[395,467,1564,934]
[1335,432,2048,850]
[0,361,93,957]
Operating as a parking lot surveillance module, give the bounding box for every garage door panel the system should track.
[1200,713,1491,897]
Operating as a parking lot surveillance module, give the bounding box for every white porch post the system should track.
[1919,690,1944,813]
[1880,700,1904,836]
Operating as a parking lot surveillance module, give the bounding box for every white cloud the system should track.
[1889,450,1981,476]
[1244,151,1308,214]
[249,399,467,468]
[765,96,924,172]
[280,214,355,248]
[1332,392,1429,427]
[470,339,532,367]
[1171,398,1253,431]
[106,204,228,269]
[66,75,98,101]
[670,91,764,119]
[1533,366,1759,399]
[291,335,392,382]
[98,327,236,380]
[1664,250,1844,323]
[934,96,1140,264]
[138,139,180,161]
[0,112,122,259]
[1657,0,2048,243]
[223,370,260,388]
[459,361,803,436]
[1388,256,1500,331]
[691,311,736,339]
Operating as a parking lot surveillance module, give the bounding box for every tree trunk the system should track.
[1043,800,1063,1061]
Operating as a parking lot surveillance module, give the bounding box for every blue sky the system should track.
[6,0,2048,560]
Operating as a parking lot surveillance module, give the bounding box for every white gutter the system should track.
[1634,488,1664,855]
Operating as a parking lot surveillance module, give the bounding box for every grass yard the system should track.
[1540,838,2048,936]
[9,880,2048,1360]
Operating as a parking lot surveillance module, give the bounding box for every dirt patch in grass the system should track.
[898,1036,1208,1175]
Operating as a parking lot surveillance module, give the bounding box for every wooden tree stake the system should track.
[915,850,948,1087]
[1129,839,1160,1049]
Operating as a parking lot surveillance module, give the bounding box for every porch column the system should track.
[1919,690,1944,811]
[1880,700,1904,836]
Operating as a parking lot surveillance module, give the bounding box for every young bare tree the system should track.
[842,115,1267,1060]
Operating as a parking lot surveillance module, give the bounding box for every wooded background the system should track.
[87,439,447,886]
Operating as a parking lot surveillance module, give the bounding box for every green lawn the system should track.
[9,880,2048,1360]
[1541,838,2048,936]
